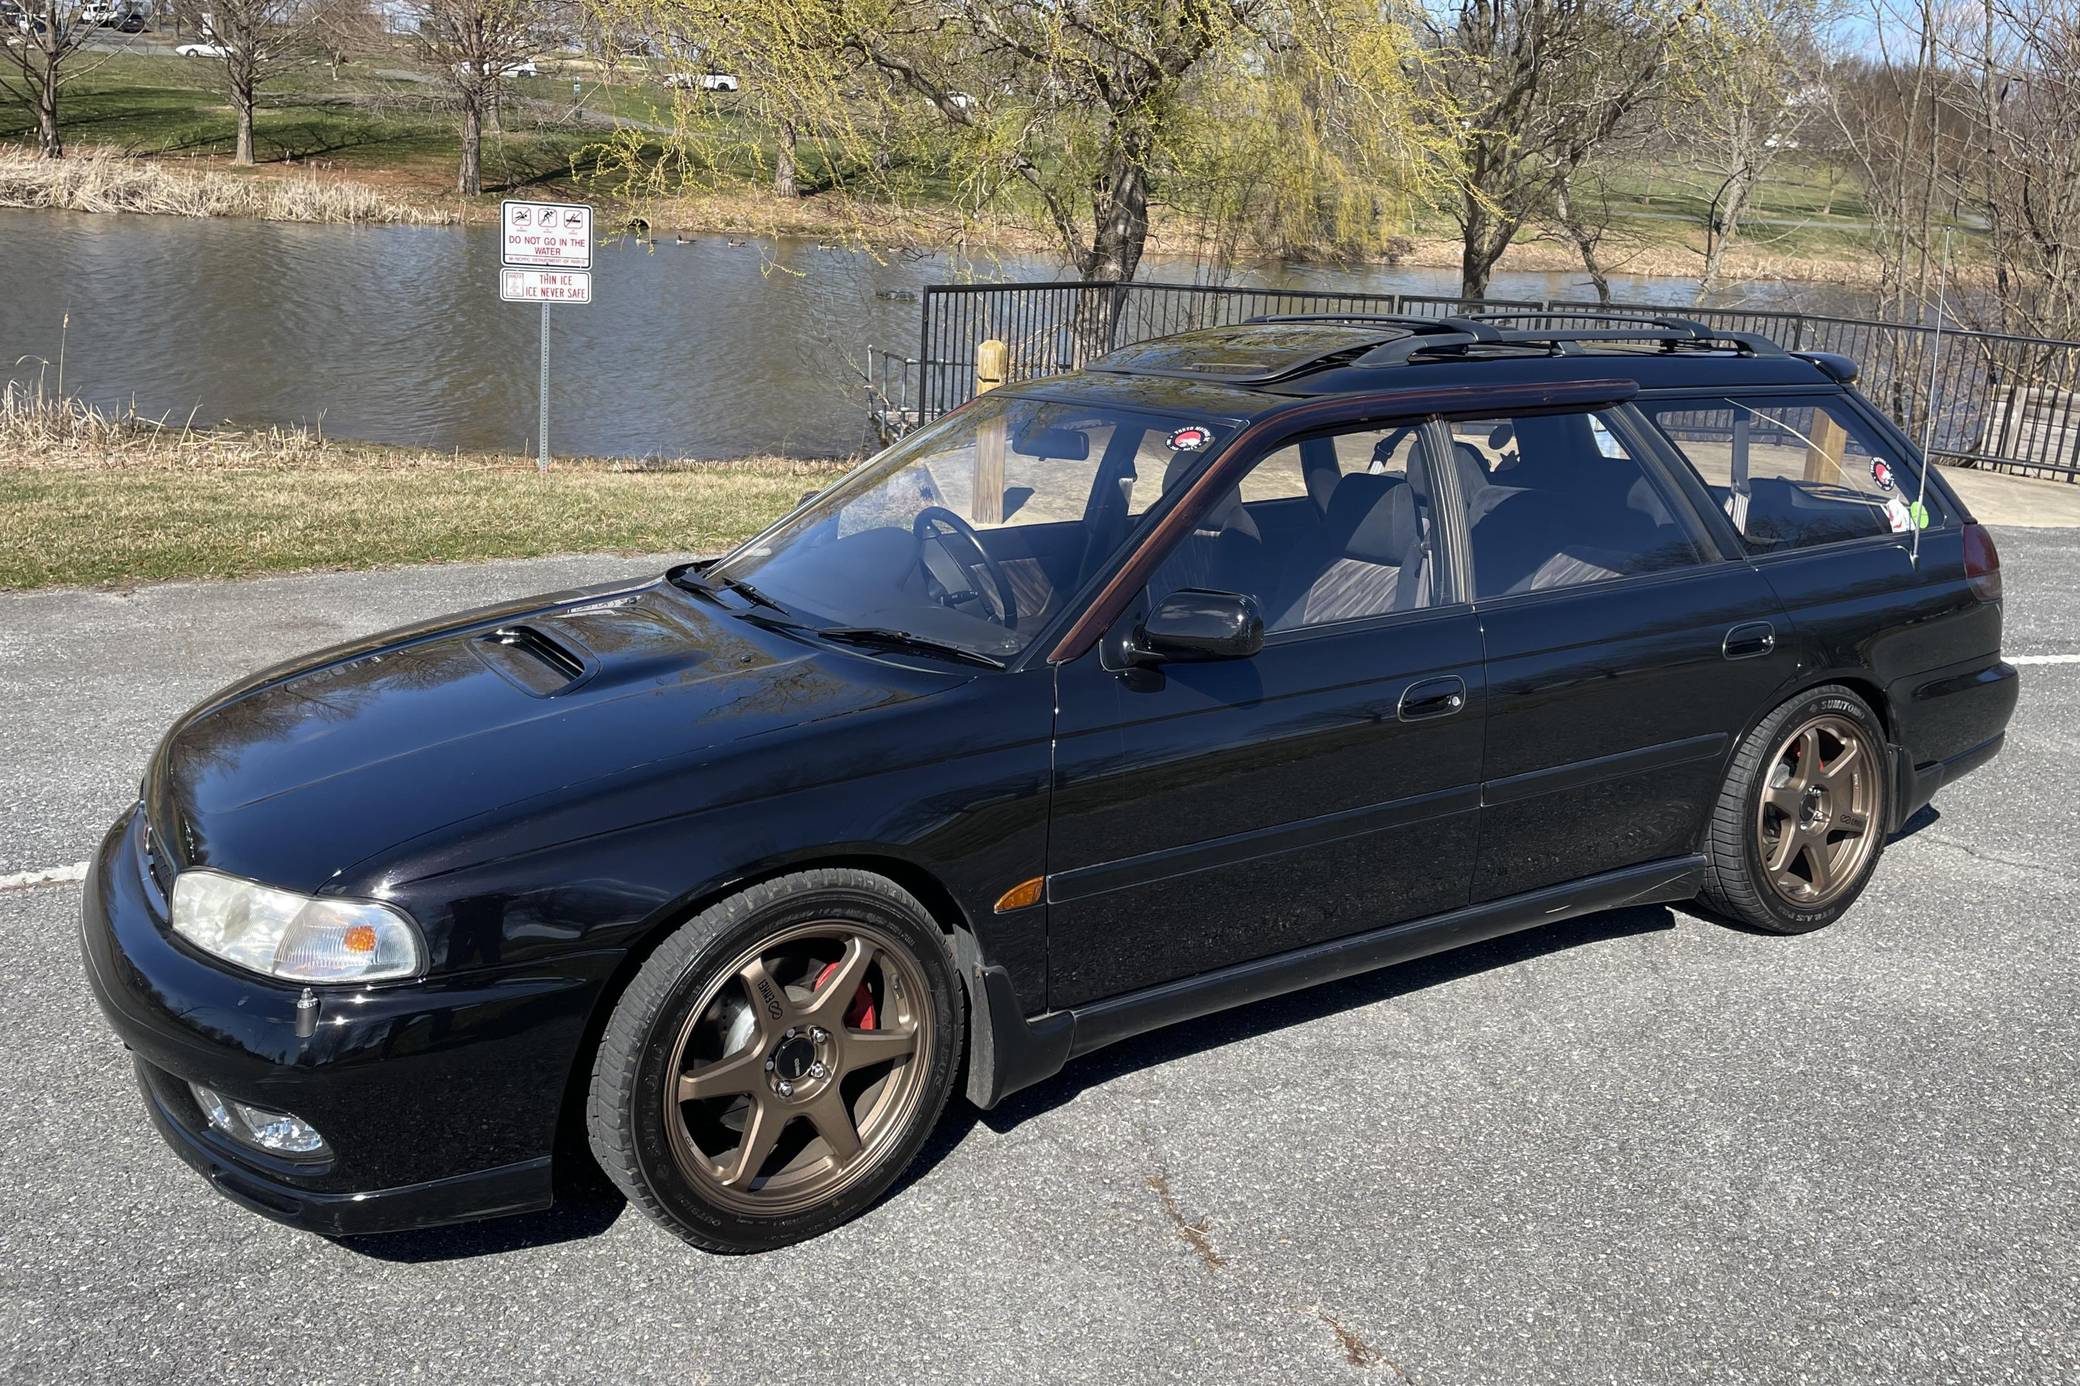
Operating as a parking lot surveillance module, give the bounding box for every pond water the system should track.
[0,207,1886,459]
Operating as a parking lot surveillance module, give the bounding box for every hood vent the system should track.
[473,625,591,695]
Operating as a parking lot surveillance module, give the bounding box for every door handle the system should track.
[1398,676,1467,722]
[1724,621,1776,661]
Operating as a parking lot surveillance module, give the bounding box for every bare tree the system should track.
[1953,0,2080,338]
[400,0,547,194]
[309,0,382,80]
[172,0,321,164]
[1679,0,1830,298]
[1423,0,1703,299]
[0,0,104,156]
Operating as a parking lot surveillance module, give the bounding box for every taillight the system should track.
[1963,522,2002,603]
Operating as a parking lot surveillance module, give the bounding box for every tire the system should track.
[586,868,962,1253]
[1700,685,1890,934]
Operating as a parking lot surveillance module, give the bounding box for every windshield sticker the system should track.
[1871,458,1897,491]
[1911,500,1931,529]
[1167,425,1213,452]
[1884,496,1913,532]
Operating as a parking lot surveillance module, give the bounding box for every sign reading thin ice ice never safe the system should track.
[500,270,592,304]
[501,200,592,269]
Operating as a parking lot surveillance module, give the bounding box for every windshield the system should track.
[708,395,1238,661]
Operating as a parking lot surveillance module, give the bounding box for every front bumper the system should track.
[79,807,620,1236]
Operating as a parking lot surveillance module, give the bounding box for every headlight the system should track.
[169,869,424,983]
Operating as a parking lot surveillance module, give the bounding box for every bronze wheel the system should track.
[1754,713,1880,908]
[662,920,936,1217]
[588,869,962,1252]
[1701,685,1890,935]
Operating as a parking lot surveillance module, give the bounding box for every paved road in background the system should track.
[2,535,2075,1384]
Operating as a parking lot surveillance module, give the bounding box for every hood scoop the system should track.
[472,624,593,696]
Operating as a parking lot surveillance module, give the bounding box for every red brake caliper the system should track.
[811,959,876,1029]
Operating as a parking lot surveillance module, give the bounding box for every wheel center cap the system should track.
[1801,785,1827,827]
[773,1035,816,1082]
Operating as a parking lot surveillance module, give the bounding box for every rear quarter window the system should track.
[1639,395,1945,552]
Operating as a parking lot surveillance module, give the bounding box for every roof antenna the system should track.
[1912,227,1954,566]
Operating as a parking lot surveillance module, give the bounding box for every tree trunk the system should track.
[37,64,62,158]
[458,95,482,196]
[1553,185,1611,304]
[233,85,255,165]
[1080,143,1150,282]
[1698,172,1753,302]
[1458,195,1510,301]
[773,119,798,198]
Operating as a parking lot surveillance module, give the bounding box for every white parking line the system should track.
[2011,654,2080,665]
[0,862,89,893]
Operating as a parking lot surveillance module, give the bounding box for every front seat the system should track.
[1274,473,1427,629]
[1149,452,1266,605]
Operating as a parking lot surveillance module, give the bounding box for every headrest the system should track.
[1326,473,1417,566]
[1163,451,1257,540]
[1451,441,1490,495]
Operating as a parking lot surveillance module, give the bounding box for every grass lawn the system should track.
[0,455,847,590]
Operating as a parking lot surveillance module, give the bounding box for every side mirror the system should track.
[1129,589,1263,665]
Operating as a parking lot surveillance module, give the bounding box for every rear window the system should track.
[1638,395,1945,552]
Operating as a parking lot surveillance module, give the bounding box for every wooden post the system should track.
[972,339,1008,524]
[1804,409,1848,482]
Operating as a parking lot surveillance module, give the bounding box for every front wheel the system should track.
[586,869,963,1253]
[1700,685,1890,934]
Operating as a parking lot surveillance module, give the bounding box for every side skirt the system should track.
[969,855,1704,1109]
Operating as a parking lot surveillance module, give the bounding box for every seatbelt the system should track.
[1727,410,1752,536]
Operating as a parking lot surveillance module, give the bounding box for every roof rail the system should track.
[1466,310,1788,357]
[1243,312,1504,341]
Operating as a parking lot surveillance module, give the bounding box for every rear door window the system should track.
[1638,395,1942,552]
[1449,411,1705,600]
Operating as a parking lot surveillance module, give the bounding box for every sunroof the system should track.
[1086,323,1410,384]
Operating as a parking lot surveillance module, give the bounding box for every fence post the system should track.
[972,339,1008,524]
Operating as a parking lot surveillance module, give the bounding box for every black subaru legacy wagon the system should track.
[83,312,2018,1252]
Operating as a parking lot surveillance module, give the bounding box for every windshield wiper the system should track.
[814,627,1007,670]
[672,566,788,614]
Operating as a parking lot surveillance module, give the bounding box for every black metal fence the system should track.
[864,279,2080,482]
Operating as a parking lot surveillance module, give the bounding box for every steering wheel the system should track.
[913,506,1019,629]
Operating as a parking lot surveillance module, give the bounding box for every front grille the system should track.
[138,816,172,910]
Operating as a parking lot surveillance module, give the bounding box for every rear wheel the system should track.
[586,869,962,1252]
[1701,686,1889,934]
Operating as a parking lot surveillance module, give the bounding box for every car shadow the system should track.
[340,902,1676,1262]
[953,903,1678,1141]
[1890,803,1941,842]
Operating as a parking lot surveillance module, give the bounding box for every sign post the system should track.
[499,200,593,472]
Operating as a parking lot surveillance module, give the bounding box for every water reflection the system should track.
[0,206,1887,458]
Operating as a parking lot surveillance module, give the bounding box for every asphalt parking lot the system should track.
[2,532,2076,1385]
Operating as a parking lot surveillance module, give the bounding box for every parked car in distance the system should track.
[115,9,144,30]
[2,0,45,34]
[82,311,2016,1254]
[174,41,230,57]
[665,71,739,90]
[453,57,539,78]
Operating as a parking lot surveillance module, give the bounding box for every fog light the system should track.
[188,1082,328,1157]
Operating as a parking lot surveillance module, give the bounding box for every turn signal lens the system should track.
[170,870,424,983]
[994,876,1044,913]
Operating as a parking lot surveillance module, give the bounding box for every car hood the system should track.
[142,575,963,893]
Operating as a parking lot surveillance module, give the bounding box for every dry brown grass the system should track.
[0,389,850,589]
[0,146,455,225]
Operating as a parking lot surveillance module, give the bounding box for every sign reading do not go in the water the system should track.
[501,199,592,270]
